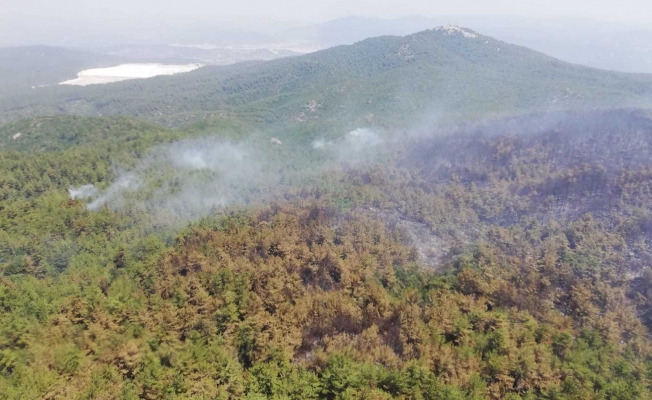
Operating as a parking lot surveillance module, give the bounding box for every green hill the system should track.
[2,27,652,127]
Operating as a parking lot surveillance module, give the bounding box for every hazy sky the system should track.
[3,0,652,26]
[1,0,651,45]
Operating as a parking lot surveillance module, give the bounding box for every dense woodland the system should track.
[1,109,652,399]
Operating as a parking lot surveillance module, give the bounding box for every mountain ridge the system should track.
[277,15,652,74]
[1,26,652,128]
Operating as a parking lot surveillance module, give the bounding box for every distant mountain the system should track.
[473,18,652,74]
[86,44,299,66]
[0,46,133,94]
[279,16,652,74]
[2,27,652,128]
[277,15,437,47]
[0,44,291,98]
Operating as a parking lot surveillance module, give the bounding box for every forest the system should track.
[2,109,652,399]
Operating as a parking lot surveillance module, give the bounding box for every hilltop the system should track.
[278,16,652,74]
[2,27,652,128]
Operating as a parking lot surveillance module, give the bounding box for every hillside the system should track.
[0,115,175,153]
[2,27,652,127]
[5,23,652,399]
[3,110,652,398]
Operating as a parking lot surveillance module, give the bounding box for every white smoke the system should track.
[69,128,389,225]
[312,139,328,149]
[87,174,140,211]
[169,141,247,171]
[68,137,269,222]
[68,184,98,200]
[346,128,383,149]
[312,127,385,164]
